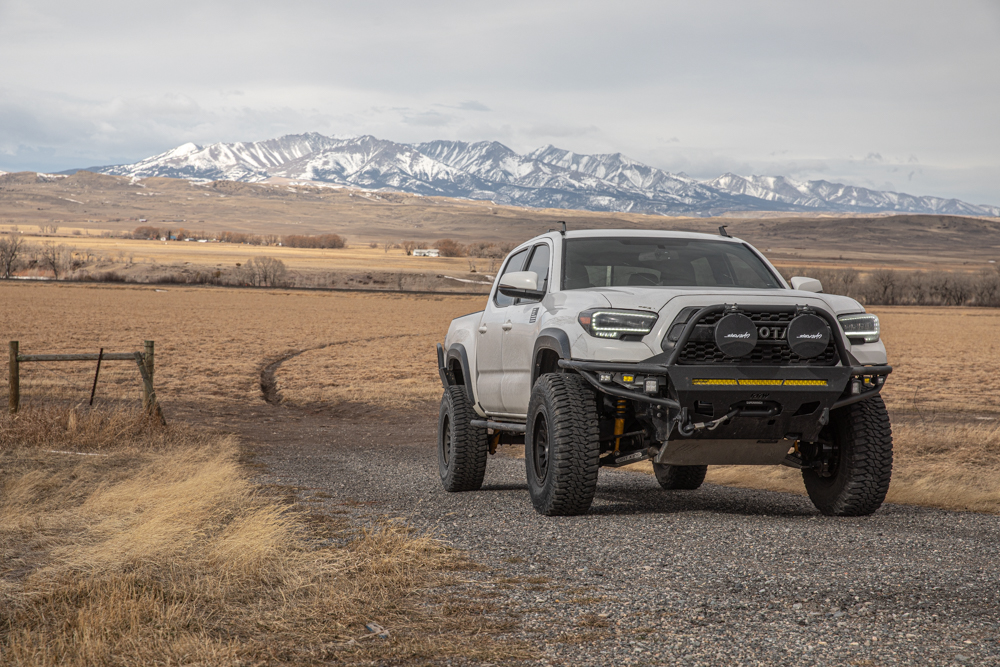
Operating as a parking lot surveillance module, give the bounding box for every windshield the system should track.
[562,237,782,290]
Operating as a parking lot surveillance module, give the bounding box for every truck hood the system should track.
[597,286,865,316]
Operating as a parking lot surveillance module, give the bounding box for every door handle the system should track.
[502,321,513,331]
[478,325,488,334]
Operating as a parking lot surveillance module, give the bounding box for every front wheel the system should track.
[802,396,893,516]
[438,386,489,492]
[653,463,707,490]
[525,374,600,516]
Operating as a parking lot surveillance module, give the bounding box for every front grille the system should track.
[672,307,840,366]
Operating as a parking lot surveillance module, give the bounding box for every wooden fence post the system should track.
[8,341,18,414]
[134,351,165,425]
[144,340,154,387]
[143,340,154,406]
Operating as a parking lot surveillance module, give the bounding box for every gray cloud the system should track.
[401,110,454,127]
[0,0,998,204]
[456,101,491,112]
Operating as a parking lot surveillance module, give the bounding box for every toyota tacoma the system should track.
[436,228,892,516]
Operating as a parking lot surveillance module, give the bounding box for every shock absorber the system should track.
[614,397,626,453]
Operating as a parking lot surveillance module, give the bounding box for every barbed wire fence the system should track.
[7,341,164,422]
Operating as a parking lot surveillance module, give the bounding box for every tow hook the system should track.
[675,407,740,437]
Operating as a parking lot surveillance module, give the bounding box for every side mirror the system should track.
[790,276,823,293]
[498,271,545,300]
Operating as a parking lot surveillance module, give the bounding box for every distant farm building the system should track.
[413,248,440,257]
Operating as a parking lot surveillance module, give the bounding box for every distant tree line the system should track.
[281,234,346,249]
[395,238,515,258]
[130,226,345,249]
[781,266,1000,307]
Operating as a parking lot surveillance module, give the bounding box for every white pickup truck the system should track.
[436,228,892,517]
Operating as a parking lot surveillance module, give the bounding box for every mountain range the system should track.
[86,133,1000,217]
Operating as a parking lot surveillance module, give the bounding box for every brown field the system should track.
[2,281,998,515]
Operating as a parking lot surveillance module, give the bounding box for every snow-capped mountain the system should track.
[93,134,1000,217]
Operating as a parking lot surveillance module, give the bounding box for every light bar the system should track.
[838,313,880,343]
[692,378,829,387]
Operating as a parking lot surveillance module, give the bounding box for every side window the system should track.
[493,248,529,308]
[523,244,551,291]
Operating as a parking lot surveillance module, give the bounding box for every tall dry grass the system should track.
[631,416,1000,514]
[0,406,520,666]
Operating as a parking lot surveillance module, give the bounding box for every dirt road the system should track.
[238,402,1000,666]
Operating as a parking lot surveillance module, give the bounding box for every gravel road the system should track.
[247,405,1000,666]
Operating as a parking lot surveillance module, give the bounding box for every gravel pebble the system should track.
[251,409,1000,666]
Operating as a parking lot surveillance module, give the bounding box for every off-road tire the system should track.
[652,463,708,490]
[438,386,489,492]
[525,373,601,516]
[802,396,893,516]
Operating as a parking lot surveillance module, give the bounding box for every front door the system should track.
[501,242,551,415]
[475,246,530,414]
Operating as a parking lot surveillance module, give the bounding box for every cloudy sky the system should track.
[2,0,999,204]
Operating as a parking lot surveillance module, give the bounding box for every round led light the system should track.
[787,314,831,358]
[714,313,757,357]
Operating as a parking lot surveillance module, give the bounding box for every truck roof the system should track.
[533,228,744,244]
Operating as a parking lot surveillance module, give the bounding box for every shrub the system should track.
[282,234,346,249]
[435,239,466,257]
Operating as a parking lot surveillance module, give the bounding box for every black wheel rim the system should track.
[532,413,549,482]
[440,416,451,467]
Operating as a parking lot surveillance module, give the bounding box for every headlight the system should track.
[578,309,658,339]
[838,313,880,343]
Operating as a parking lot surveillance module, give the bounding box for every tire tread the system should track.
[439,386,489,492]
[527,374,600,516]
[803,395,893,516]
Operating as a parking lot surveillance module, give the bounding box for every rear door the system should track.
[501,242,551,415]
[475,247,529,414]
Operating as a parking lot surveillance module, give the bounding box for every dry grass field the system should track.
[2,281,998,515]
[0,282,482,414]
[0,406,519,665]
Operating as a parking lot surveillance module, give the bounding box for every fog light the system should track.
[623,374,635,383]
[599,372,612,383]
[644,379,658,393]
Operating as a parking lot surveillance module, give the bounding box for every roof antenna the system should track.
[718,225,730,238]
[549,220,567,235]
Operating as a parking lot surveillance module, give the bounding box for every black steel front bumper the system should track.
[558,303,891,444]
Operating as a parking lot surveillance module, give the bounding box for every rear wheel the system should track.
[438,386,488,492]
[802,396,893,516]
[525,374,600,516]
[652,463,707,490]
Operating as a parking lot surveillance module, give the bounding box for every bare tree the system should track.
[383,240,392,254]
[0,233,25,278]
[39,242,67,279]
[866,268,899,305]
[241,256,288,287]
[974,268,1000,307]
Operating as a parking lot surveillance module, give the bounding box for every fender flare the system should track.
[531,328,573,385]
[445,343,476,404]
